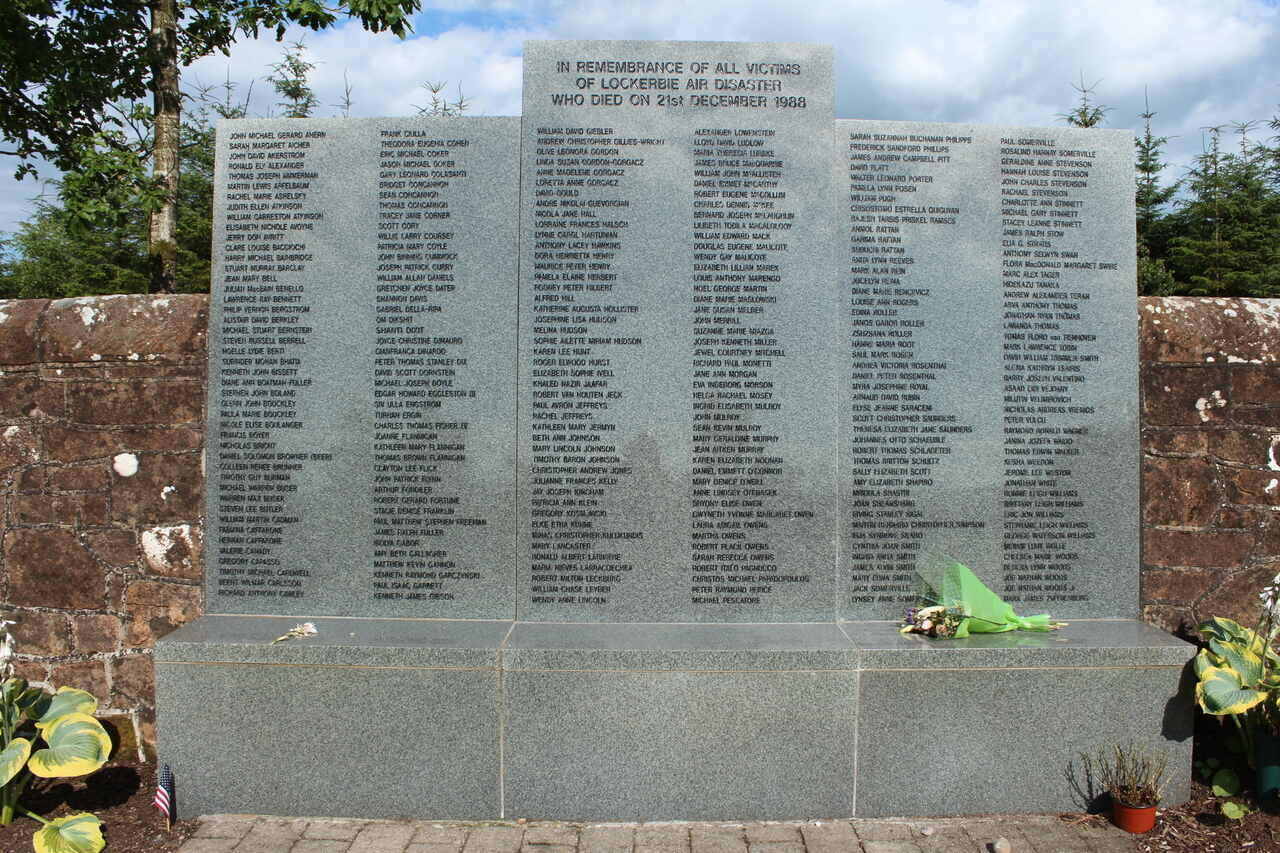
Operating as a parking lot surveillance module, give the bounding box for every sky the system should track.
[2,0,1279,237]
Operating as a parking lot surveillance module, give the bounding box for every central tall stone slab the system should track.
[518,40,838,622]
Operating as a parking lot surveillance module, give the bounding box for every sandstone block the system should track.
[110,653,154,707]
[141,523,203,579]
[50,660,108,704]
[1140,298,1280,364]
[1145,528,1255,569]
[1142,428,1208,455]
[1143,568,1216,603]
[5,528,105,609]
[85,529,138,567]
[0,423,41,474]
[7,610,71,656]
[1197,563,1280,626]
[41,294,208,364]
[125,580,201,646]
[41,423,203,462]
[73,613,121,653]
[0,300,48,365]
[67,380,202,426]
[1226,468,1280,506]
[0,374,63,419]
[1142,456,1219,527]
[1142,364,1230,426]
[109,452,202,524]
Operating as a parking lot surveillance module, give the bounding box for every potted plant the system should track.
[1078,742,1168,833]
[1194,572,1280,800]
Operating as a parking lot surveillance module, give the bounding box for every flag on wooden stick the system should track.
[154,764,175,830]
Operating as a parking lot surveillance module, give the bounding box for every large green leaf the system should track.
[1212,767,1242,797]
[16,686,46,715]
[1197,665,1268,715]
[32,813,105,853]
[1,678,28,705]
[32,688,98,731]
[27,714,110,779]
[1210,637,1265,686]
[1200,618,1266,653]
[1194,648,1219,678]
[0,736,32,787]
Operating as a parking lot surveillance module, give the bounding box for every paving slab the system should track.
[635,823,691,853]
[744,823,803,844]
[580,824,635,852]
[178,840,240,853]
[747,843,804,853]
[305,819,365,840]
[524,824,581,846]
[230,818,307,853]
[292,841,351,853]
[960,819,1036,853]
[688,824,748,853]
[798,821,860,853]
[414,824,470,848]
[851,820,915,841]
[465,825,527,853]
[352,821,418,852]
[175,814,1145,853]
[191,816,253,839]
[861,842,923,853]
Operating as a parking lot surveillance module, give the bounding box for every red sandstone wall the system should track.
[1140,297,1280,636]
[0,294,1275,756]
[0,295,208,759]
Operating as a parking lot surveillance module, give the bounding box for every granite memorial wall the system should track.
[204,40,1137,623]
[157,39,1189,821]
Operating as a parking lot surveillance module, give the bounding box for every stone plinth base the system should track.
[156,617,1192,820]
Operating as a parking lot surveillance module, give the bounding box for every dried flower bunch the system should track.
[271,622,318,644]
[901,605,968,639]
[1078,742,1169,808]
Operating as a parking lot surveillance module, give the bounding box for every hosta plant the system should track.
[0,677,111,853]
[1193,574,1280,763]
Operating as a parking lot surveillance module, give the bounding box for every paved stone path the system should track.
[177,814,1137,853]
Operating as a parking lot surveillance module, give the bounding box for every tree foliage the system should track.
[0,82,232,298]
[267,41,319,118]
[0,0,420,291]
[1,0,416,170]
[1060,80,1280,296]
[1166,123,1280,296]
[0,47,469,298]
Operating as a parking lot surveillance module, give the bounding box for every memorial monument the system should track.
[156,39,1192,821]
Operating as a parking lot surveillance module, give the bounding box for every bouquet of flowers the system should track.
[901,605,969,638]
[900,556,1066,639]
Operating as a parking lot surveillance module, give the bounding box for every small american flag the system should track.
[154,764,175,829]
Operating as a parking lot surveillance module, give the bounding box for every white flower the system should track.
[0,620,16,680]
[271,622,319,644]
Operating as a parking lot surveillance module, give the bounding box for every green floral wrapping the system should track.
[902,558,1065,637]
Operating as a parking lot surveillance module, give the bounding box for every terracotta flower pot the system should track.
[1111,799,1157,833]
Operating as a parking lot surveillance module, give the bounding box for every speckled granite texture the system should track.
[156,616,1191,820]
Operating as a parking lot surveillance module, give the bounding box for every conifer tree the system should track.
[1169,124,1280,296]
[1133,94,1178,294]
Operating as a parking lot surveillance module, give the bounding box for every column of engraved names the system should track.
[214,128,324,600]
[998,135,1104,605]
[371,129,486,603]
[528,126,658,606]
[844,129,977,607]
[689,126,805,607]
